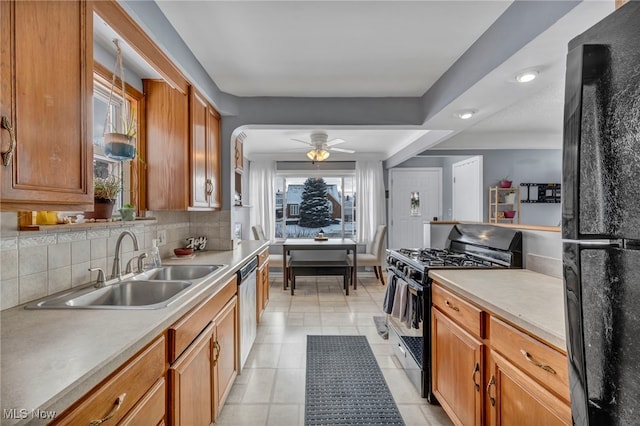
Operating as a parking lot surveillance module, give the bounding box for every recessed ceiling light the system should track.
[516,70,538,83]
[456,110,475,120]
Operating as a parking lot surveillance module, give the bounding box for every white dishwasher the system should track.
[237,257,258,372]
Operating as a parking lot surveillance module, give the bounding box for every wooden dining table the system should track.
[282,238,357,290]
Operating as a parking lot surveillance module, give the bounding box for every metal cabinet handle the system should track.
[1,116,16,167]
[520,349,557,374]
[213,340,221,365]
[472,362,480,391]
[445,300,460,312]
[89,393,126,426]
[486,375,496,407]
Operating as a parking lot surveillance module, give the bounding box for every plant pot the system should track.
[504,193,516,204]
[119,208,136,221]
[104,133,136,161]
[503,210,516,219]
[499,180,513,189]
[86,198,115,220]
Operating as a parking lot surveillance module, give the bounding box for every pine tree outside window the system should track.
[275,174,355,239]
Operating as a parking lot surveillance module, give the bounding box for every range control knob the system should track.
[409,269,423,281]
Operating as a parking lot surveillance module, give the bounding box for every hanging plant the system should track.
[104,39,136,161]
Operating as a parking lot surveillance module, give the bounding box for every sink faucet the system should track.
[111,231,140,279]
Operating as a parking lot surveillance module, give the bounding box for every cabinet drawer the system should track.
[432,283,484,338]
[257,249,269,267]
[53,336,165,426]
[169,275,237,363]
[490,316,569,402]
[119,378,166,426]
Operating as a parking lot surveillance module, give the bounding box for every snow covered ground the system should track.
[275,220,355,239]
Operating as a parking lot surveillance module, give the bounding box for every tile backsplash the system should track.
[0,210,233,310]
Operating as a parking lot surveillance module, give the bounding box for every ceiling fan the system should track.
[291,130,356,161]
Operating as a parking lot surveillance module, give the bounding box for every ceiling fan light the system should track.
[306,148,330,161]
[318,150,330,161]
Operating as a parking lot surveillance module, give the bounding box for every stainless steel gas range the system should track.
[385,223,523,402]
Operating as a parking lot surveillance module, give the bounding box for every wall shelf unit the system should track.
[489,186,520,224]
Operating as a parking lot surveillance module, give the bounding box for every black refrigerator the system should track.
[562,2,640,425]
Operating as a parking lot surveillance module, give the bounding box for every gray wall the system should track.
[396,150,562,226]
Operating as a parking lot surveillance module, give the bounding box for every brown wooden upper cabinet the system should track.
[190,87,221,210]
[234,138,244,172]
[0,0,94,211]
[144,79,190,211]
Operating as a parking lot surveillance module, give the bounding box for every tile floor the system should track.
[216,273,452,426]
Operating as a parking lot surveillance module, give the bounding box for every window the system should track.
[275,174,356,239]
[92,63,144,212]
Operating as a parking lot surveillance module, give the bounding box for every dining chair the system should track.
[349,225,388,285]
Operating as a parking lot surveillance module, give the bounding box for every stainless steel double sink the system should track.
[26,265,225,310]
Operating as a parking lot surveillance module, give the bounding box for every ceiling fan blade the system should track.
[325,138,346,147]
[291,138,312,146]
[329,147,355,154]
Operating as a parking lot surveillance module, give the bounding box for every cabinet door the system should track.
[207,106,221,209]
[0,0,93,210]
[256,264,265,322]
[487,350,571,426]
[169,322,215,426]
[214,296,238,418]
[145,79,189,211]
[189,87,209,208]
[432,308,484,426]
[234,138,243,171]
[262,261,270,310]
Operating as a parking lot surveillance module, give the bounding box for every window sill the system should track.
[20,217,157,232]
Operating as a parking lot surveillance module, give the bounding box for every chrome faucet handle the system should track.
[88,267,106,288]
[124,257,136,274]
[136,253,148,273]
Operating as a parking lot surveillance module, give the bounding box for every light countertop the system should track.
[0,240,267,426]
[428,269,566,352]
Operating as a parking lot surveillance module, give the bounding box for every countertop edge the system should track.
[428,269,566,352]
[1,241,268,426]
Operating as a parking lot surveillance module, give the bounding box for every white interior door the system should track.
[452,156,483,221]
[389,168,442,249]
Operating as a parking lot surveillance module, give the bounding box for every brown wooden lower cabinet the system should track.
[487,350,571,426]
[213,296,238,418]
[431,280,571,426]
[119,378,166,426]
[51,336,166,425]
[432,307,484,426]
[256,250,270,322]
[168,277,239,426]
[169,322,216,426]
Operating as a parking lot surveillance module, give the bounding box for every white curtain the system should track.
[249,160,276,241]
[356,160,386,248]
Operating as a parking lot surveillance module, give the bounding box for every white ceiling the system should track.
[147,1,614,160]
[155,1,512,97]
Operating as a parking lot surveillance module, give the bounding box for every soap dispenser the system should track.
[150,239,162,268]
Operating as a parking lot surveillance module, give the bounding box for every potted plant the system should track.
[103,39,137,161]
[104,108,137,161]
[504,190,516,205]
[119,203,136,221]
[88,175,121,219]
[499,176,513,188]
